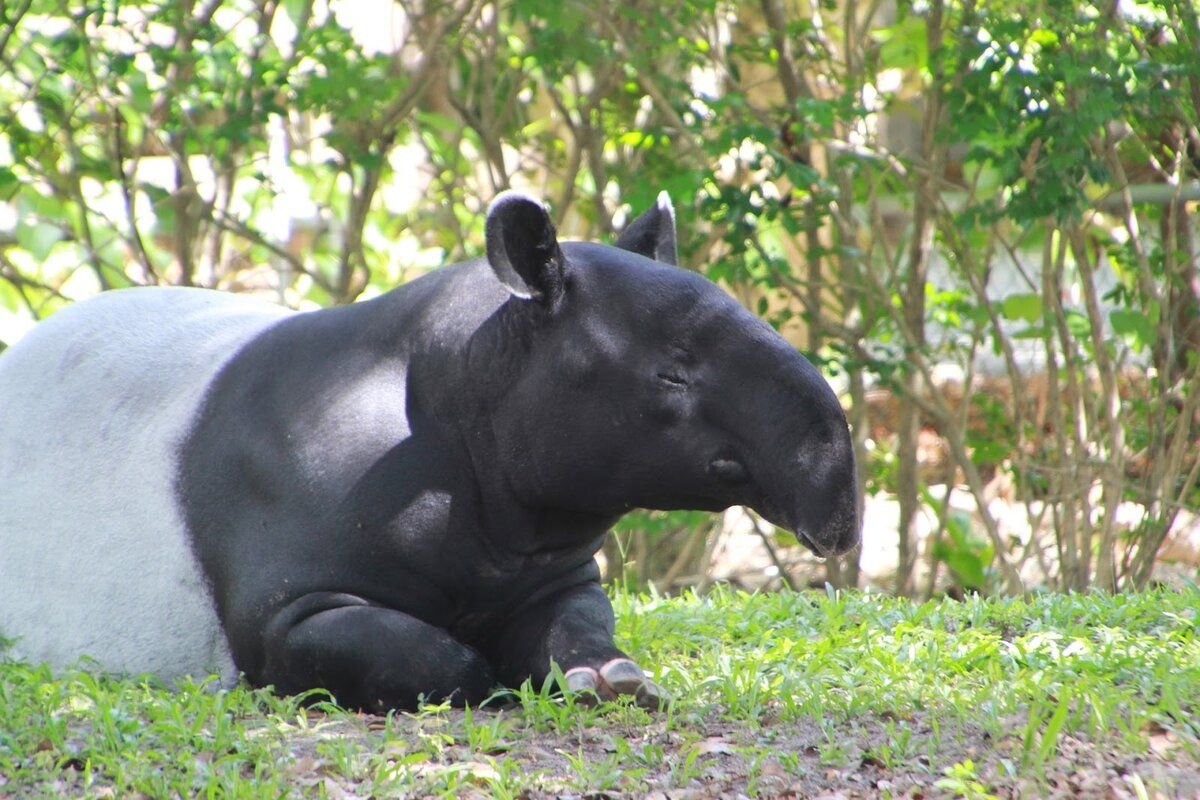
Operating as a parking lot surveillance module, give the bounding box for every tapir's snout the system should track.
[796,417,864,561]
[789,477,860,558]
[759,440,859,558]
[736,353,861,558]
[786,414,861,558]
[739,426,860,558]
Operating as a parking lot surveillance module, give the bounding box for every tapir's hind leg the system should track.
[491,582,668,709]
[260,595,495,712]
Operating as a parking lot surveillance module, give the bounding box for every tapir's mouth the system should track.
[708,455,848,560]
[752,495,839,559]
[794,528,836,558]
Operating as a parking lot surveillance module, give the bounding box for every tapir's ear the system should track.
[615,191,678,266]
[486,191,565,304]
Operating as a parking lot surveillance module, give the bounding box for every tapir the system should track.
[0,191,858,711]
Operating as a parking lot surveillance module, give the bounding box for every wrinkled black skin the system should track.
[179,198,858,712]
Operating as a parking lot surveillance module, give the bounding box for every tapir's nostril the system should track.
[708,458,749,484]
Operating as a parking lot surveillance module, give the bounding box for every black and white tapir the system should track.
[0,192,858,711]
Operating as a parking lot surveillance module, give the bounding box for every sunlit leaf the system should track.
[15,221,65,262]
[1000,293,1043,324]
[1110,309,1156,352]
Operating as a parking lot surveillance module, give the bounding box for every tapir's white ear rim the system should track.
[656,190,676,229]
[485,190,565,304]
[615,190,679,266]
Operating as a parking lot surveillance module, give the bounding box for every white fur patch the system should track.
[0,287,292,685]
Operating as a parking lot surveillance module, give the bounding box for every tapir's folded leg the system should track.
[259,598,495,713]
[490,581,668,709]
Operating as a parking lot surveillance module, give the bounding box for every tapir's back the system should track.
[0,287,290,681]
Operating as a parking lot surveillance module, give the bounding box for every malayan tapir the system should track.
[0,191,858,711]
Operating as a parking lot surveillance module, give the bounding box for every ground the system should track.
[261,704,1198,799]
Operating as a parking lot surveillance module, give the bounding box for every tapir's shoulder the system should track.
[177,265,500,471]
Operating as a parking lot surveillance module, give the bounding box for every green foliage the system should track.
[924,487,995,594]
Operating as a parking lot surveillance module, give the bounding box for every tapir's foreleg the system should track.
[492,582,668,709]
[260,594,495,712]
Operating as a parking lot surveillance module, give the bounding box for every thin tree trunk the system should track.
[896,0,944,597]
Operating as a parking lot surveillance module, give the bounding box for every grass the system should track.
[1,585,1198,798]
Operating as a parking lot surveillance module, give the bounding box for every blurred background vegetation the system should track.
[1,0,1197,597]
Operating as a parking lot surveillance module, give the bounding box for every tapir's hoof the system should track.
[563,666,602,697]
[561,660,669,709]
[598,658,646,695]
[600,658,670,710]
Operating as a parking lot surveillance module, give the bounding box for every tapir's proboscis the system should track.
[0,192,858,711]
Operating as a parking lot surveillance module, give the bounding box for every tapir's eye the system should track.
[657,372,689,388]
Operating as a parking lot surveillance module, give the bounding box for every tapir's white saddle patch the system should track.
[0,287,290,684]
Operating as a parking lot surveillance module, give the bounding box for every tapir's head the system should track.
[482,191,859,557]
